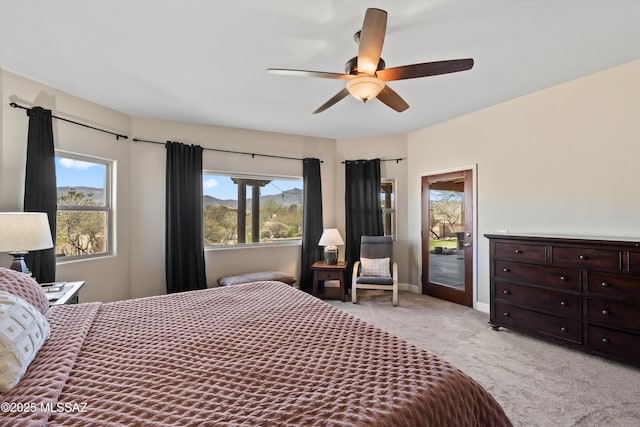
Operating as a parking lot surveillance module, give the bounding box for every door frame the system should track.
[420,165,477,308]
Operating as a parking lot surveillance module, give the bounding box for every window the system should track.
[55,153,112,259]
[203,172,303,247]
[381,178,396,240]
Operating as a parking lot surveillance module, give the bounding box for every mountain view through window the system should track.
[203,173,303,246]
[55,155,110,258]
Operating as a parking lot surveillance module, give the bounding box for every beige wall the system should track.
[335,134,411,287]
[3,59,638,307]
[407,59,640,309]
[0,69,132,303]
[129,117,336,298]
[1,69,335,302]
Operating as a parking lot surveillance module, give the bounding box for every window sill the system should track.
[56,253,114,264]
[205,240,301,251]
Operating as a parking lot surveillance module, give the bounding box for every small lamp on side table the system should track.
[318,228,344,265]
[0,212,54,275]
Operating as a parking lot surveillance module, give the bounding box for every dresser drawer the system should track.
[551,246,622,271]
[625,251,640,274]
[588,299,640,332]
[315,270,342,281]
[588,325,640,364]
[494,241,546,262]
[587,272,640,302]
[496,282,580,318]
[495,260,580,292]
[494,302,582,343]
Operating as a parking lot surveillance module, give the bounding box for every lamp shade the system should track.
[0,212,54,252]
[346,75,385,101]
[318,228,344,247]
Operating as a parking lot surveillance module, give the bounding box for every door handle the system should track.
[464,242,472,247]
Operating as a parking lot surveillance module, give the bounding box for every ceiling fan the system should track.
[267,8,474,114]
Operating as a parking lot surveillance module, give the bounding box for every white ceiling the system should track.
[1,0,639,139]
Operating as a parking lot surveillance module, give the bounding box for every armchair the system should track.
[351,236,398,306]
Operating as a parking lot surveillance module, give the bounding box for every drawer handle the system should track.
[503,312,510,317]
[502,290,510,295]
[601,282,609,287]
[602,337,609,344]
[503,268,510,273]
[560,301,567,307]
[560,276,568,281]
[579,255,587,260]
[514,249,522,254]
[560,326,567,332]
[602,309,609,316]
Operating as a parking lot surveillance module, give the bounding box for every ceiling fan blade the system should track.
[377,86,409,112]
[267,68,354,80]
[357,8,387,75]
[313,88,350,114]
[376,58,474,82]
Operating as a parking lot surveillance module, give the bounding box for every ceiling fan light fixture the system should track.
[346,75,385,102]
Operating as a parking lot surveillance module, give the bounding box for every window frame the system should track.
[381,177,396,241]
[55,150,114,262]
[203,170,304,250]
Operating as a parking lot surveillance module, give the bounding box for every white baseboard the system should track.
[399,282,420,293]
[475,301,490,313]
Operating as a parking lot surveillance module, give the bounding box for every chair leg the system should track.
[392,287,398,306]
[352,286,358,304]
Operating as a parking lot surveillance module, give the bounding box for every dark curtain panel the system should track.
[299,158,324,293]
[24,107,57,283]
[165,141,207,293]
[345,159,383,279]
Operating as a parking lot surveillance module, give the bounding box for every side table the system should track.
[311,261,349,302]
[41,281,85,306]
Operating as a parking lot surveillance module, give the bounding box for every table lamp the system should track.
[0,212,54,275]
[318,228,344,265]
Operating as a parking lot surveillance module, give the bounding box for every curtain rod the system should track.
[9,102,128,141]
[132,138,322,163]
[342,158,404,164]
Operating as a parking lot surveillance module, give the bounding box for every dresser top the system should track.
[484,233,640,246]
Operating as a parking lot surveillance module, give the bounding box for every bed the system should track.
[1,269,511,426]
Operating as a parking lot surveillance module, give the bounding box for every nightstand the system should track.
[311,261,349,302]
[41,281,85,306]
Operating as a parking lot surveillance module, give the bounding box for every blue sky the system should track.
[203,174,302,200]
[55,158,302,199]
[56,157,105,188]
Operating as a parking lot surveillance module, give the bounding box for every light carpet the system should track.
[327,291,640,427]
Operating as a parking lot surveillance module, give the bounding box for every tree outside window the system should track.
[203,173,303,247]
[381,178,396,240]
[55,153,112,259]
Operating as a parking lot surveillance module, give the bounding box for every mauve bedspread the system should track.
[2,281,511,426]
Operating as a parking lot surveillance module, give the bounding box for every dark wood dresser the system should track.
[485,234,640,367]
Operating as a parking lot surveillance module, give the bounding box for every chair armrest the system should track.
[352,260,361,286]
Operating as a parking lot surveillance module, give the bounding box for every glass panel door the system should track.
[422,169,473,306]
[428,180,465,287]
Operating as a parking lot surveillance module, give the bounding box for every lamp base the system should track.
[324,246,338,265]
[8,251,31,275]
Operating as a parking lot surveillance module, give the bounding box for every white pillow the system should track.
[360,257,391,277]
[0,290,50,392]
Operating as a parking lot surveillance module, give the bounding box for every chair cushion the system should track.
[356,276,394,285]
[360,257,391,277]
